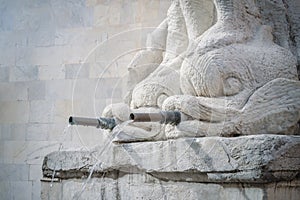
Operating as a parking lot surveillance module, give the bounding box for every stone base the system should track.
[41,135,300,199]
[41,174,300,200]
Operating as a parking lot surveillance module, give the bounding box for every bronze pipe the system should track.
[129,111,181,125]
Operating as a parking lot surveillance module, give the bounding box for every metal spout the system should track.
[129,111,181,125]
[68,116,116,130]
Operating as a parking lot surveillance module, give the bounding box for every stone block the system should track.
[31,46,65,66]
[0,124,11,140]
[85,0,97,7]
[0,101,29,123]
[29,100,55,123]
[105,98,123,106]
[69,28,104,47]
[1,141,26,164]
[11,181,32,200]
[0,163,29,181]
[27,29,56,47]
[0,0,53,31]
[93,2,127,26]
[0,82,28,101]
[10,123,27,141]
[54,29,73,46]
[3,141,59,164]
[0,1,15,31]
[0,142,4,163]
[71,78,97,101]
[63,44,95,65]
[15,47,33,66]
[51,0,93,28]
[17,46,64,66]
[90,61,130,79]
[71,99,96,117]
[222,187,264,200]
[41,181,63,200]
[65,63,90,79]
[41,175,300,200]
[107,5,121,25]
[45,80,73,100]
[53,100,72,123]
[93,4,109,26]
[95,39,137,63]
[43,135,300,183]
[0,83,13,101]
[47,123,72,142]
[0,30,28,47]
[28,81,46,100]
[88,62,109,78]
[54,27,87,46]
[29,164,43,181]
[14,82,30,100]
[0,123,27,143]
[69,126,106,148]
[9,65,38,82]
[93,99,107,115]
[27,4,55,32]
[120,1,135,25]
[26,123,49,141]
[26,141,61,165]
[138,0,160,23]
[38,65,65,80]
[101,32,108,42]
[32,181,42,200]
[0,181,11,200]
[266,182,300,200]
[0,66,9,82]
[116,174,225,200]
[92,77,124,100]
[62,178,118,200]
[0,47,15,66]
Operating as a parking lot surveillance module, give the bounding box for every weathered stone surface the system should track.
[0,1,171,199]
[102,0,300,142]
[41,181,62,200]
[10,65,39,82]
[0,67,9,82]
[0,164,29,181]
[43,135,300,183]
[38,65,65,80]
[39,0,300,199]
[0,101,29,123]
[42,134,300,199]
[41,174,300,200]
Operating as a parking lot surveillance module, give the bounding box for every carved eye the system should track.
[223,76,243,96]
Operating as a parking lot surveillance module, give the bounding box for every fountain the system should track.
[42,0,300,199]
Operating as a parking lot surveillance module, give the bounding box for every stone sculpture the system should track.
[42,1,300,199]
[102,0,300,142]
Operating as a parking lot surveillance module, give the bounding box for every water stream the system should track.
[48,120,140,199]
[50,124,71,188]
[73,120,133,199]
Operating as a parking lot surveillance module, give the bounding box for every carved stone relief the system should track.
[102,0,300,142]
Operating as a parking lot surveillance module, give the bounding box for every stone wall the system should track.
[0,0,170,199]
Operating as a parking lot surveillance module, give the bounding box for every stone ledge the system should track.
[41,176,300,200]
[43,134,300,183]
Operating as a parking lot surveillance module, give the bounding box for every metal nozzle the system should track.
[68,116,116,130]
[129,111,181,125]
